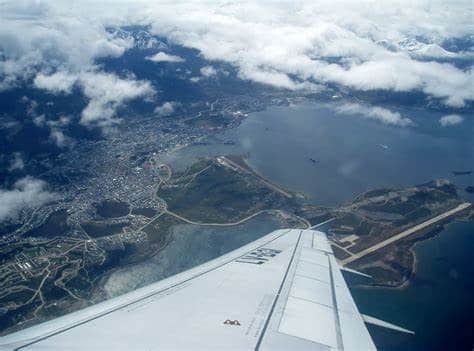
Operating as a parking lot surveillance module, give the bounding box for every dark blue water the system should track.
[352,221,474,351]
[234,103,474,206]
[163,102,473,206]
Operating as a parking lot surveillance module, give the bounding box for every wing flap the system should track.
[278,297,338,348]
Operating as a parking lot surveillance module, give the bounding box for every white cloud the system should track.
[154,101,176,117]
[0,2,133,91]
[34,71,77,94]
[78,72,155,126]
[144,1,473,106]
[34,71,155,126]
[32,115,46,127]
[1,1,473,107]
[335,103,413,127]
[439,114,464,127]
[49,128,69,147]
[26,104,72,146]
[0,177,55,221]
[146,52,184,63]
[8,152,24,171]
[200,65,217,77]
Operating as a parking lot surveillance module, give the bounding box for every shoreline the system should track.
[353,215,471,290]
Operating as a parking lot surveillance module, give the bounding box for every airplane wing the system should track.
[0,229,376,350]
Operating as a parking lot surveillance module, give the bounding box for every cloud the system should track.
[338,160,360,177]
[154,101,177,117]
[34,71,77,94]
[200,65,217,77]
[78,72,155,126]
[32,114,46,127]
[146,52,184,63]
[34,71,155,126]
[335,103,413,127]
[49,128,69,147]
[321,57,473,107]
[1,1,473,107]
[26,107,73,148]
[0,2,133,91]
[1,2,154,129]
[8,152,24,171]
[439,114,464,127]
[0,177,55,221]
[144,1,473,106]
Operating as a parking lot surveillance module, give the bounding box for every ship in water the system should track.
[453,170,472,176]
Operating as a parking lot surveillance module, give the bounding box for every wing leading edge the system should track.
[0,229,376,350]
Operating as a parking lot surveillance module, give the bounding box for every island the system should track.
[0,154,471,335]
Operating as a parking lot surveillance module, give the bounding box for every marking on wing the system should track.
[246,294,273,338]
[223,319,241,326]
[236,248,282,265]
[254,231,304,350]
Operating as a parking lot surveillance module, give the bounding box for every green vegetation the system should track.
[159,158,294,223]
[350,225,443,287]
[331,180,463,287]
[142,214,181,244]
[24,210,69,238]
[331,180,461,252]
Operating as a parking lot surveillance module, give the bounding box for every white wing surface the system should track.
[0,229,376,350]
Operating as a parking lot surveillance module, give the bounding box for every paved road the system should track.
[166,209,310,228]
[165,209,273,227]
[341,202,472,265]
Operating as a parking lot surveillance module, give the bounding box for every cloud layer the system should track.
[0,1,133,91]
[335,103,413,127]
[34,71,155,126]
[144,1,473,106]
[0,177,55,221]
[79,72,154,125]
[1,0,473,115]
[8,152,24,171]
[439,114,464,127]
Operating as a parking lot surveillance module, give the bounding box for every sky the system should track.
[0,0,472,220]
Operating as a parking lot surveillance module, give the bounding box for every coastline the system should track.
[351,214,468,290]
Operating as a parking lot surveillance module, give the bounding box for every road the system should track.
[166,209,310,228]
[340,202,471,265]
[166,209,273,226]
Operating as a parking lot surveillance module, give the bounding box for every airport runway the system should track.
[340,202,472,265]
